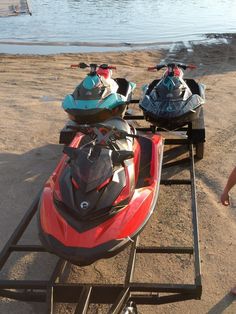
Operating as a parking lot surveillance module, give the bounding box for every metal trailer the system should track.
[0,119,202,313]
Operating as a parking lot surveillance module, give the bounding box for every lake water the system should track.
[1,0,236,54]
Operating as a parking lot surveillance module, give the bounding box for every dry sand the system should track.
[0,36,236,313]
[0,0,31,17]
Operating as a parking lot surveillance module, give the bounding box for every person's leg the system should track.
[230,286,236,295]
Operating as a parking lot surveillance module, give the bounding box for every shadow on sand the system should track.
[207,293,236,314]
[0,143,63,313]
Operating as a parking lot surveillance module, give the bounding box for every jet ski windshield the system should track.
[154,76,192,101]
[73,75,105,101]
[69,146,113,193]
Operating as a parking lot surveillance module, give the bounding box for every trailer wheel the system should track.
[195,142,204,160]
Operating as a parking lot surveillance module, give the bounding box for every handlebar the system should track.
[147,63,197,71]
[70,62,116,70]
[66,123,138,144]
[147,66,158,72]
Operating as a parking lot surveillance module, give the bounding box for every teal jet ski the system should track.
[62,63,136,123]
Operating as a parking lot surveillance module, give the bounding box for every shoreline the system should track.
[0,33,234,55]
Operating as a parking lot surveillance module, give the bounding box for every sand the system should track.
[0,36,236,313]
[0,0,31,17]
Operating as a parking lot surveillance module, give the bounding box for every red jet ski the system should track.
[38,117,163,266]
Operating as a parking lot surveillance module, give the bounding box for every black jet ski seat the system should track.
[100,117,134,151]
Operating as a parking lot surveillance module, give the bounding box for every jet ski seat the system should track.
[184,79,200,95]
[102,117,131,133]
[102,117,133,151]
[115,78,130,97]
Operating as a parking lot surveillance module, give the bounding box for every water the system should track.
[1,0,236,53]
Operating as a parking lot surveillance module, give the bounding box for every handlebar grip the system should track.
[147,67,157,72]
[70,64,79,68]
[187,64,197,69]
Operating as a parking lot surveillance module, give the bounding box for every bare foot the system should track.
[230,286,236,295]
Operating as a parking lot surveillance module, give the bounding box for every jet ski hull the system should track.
[38,131,163,266]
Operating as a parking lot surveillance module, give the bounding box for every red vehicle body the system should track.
[38,118,163,266]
